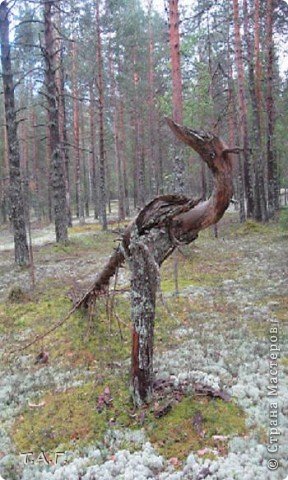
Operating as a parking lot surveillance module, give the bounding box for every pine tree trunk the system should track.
[168,0,183,123]
[132,49,146,208]
[31,108,42,221]
[80,103,89,218]
[226,12,245,221]
[243,0,267,222]
[109,50,125,220]
[45,124,53,223]
[1,122,9,223]
[157,115,164,195]
[119,99,130,216]
[232,0,254,218]
[43,0,68,243]
[168,0,185,194]
[72,41,84,224]
[114,108,125,221]
[266,0,278,217]
[0,1,29,265]
[96,0,107,230]
[147,2,158,197]
[89,82,99,219]
[57,37,72,227]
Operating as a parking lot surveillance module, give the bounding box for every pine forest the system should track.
[0,1,287,479]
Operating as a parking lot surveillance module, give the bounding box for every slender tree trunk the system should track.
[168,0,183,123]
[80,102,89,218]
[119,99,130,216]
[89,82,99,219]
[243,0,267,222]
[132,49,145,208]
[96,0,107,230]
[31,108,41,222]
[114,107,125,221]
[266,0,278,217]
[168,0,185,194]
[226,10,245,221]
[72,41,84,224]
[138,120,146,208]
[43,0,68,243]
[109,49,125,220]
[157,114,164,195]
[147,0,158,197]
[57,31,72,227]
[19,116,30,227]
[1,121,9,223]
[232,0,254,218]
[45,124,53,223]
[0,1,29,265]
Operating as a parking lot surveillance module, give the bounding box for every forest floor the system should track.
[0,210,287,480]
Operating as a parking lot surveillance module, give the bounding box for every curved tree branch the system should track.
[76,119,234,311]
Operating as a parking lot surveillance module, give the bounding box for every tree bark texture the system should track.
[243,0,267,222]
[58,43,72,227]
[128,226,159,406]
[43,0,68,243]
[109,50,125,220]
[168,0,183,124]
[89,82,99,220]
[265,0,279,217]
[0,1,29,265]
[72,41,84,224]
[168,0,185,194]
[232,0,254,218]
[119,99,130,216]
[147,3,158,197]
[77,119,234,406]
[96,0,107,230]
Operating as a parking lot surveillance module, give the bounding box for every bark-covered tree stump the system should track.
[127,226,159,405]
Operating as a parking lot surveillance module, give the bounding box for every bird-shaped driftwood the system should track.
[76,119,234,310]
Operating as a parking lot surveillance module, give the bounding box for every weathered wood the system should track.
[76,119,234,406]
[128,225,159,405]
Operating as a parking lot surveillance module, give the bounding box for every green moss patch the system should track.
[12,377,133,453]
[37,231,117,259]
[1,289,72,335]
[160,246,241,292]
[146,396,247,460]
[12,384,246,461]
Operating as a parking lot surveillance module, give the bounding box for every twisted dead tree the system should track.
[77,119,235,406]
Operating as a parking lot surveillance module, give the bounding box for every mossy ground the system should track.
[12,381,246,462]
[0,214,286,465]
[147,397,246,460]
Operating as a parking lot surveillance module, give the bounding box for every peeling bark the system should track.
[128,226,159,405]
